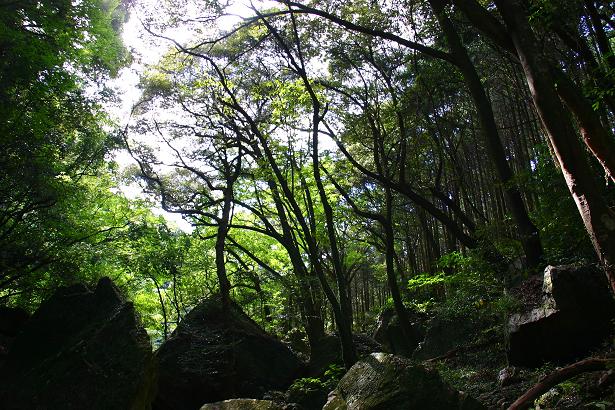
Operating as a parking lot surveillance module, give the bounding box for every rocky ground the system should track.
[0,266,613,410]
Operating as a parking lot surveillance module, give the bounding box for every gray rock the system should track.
[0,277,156,410]
[507,264,615,367]
[323,352,484,410]
[154,296,304,410]
[497,367,519,387]
[323,390,347,410]
[199,399,284,410]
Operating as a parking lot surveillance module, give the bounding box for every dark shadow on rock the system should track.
[412,317,476,361]
[0,306,29,337]
[308,333,382,377]
[507,264,615,367]
[0,306,29,368]
[0,277,156,410]
[154,295,304,410]
[373,308,424,357]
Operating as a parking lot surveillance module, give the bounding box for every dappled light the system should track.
[1,1,614,409]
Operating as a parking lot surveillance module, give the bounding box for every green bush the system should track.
[287,364,345,410]
[405,251,518,325]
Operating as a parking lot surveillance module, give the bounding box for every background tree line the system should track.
[1,0,614,366]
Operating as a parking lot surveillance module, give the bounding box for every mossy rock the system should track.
[199,399,284,410]
[324,353,485,410]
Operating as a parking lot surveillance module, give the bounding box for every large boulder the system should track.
[373,308,423,356]
[507,264,615,367]
[323,353,484,410]
[0,277,157,409]
[0,306,29,366]
[412,317,475,361]
[154,296,304,410]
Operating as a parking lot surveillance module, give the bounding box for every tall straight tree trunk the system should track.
[429,0,543,269]
[312,112,357,368]
[216,185,233,308]
[451,0,615,184]
[494,0,615,294]
[383,187,419,353]
[553,72,615,184]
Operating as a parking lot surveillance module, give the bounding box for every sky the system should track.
[108,1,264,231]
[107,0,335,232]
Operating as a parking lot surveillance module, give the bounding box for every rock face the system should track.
[0,277,156,409]
[507,264,615,367]
[323,353,484,410]
[412,317,474,361]
[373,308,426,357]
[154,296,304,410]
[199,399,284,410]
[308,333,382,376]
[0,306,29,366]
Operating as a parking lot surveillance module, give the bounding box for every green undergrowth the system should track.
[429,332,615,408]
[404,251,615,408]
[404,251,522,332]
[286,364,345,410]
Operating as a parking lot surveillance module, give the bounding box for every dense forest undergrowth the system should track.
[1,0,615,409]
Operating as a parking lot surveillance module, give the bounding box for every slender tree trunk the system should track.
[453,0,615,185]
[216,185,233,309]
[429,0,543,269]
[150,275,169,340]
[495,0,615,294]
[584,0,615,72]
[384,187,418,353]
[268,180,326,350]
[418,208,439,272]
[553,71,615,184]
[312,114,357,368]
[170,265,182,324]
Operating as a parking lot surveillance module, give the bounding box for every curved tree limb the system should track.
[508,358,614,410]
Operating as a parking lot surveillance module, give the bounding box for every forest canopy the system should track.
[1,0,614,371]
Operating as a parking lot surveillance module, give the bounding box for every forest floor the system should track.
[430,326,615,409]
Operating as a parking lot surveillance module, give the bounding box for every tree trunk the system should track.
[495,0,615,294]
[553,71,615,184]
[384,187,419,353]
[216,185,233,309]
[312,112,357,369]
[508,357,613,410]
[151,275,168,340]
[429,0,543,269]
[268,180,326,350]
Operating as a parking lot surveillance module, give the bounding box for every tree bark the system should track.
[268,180,326,349]
[508,357,613,410]
[215,185,233,309]
[453,0,615,185]
[553,71,615,184]
[429,0,543,269]
[384,187,419,353]
[494,0,615,294]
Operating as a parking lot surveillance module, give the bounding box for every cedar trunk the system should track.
[495,0,615,294]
